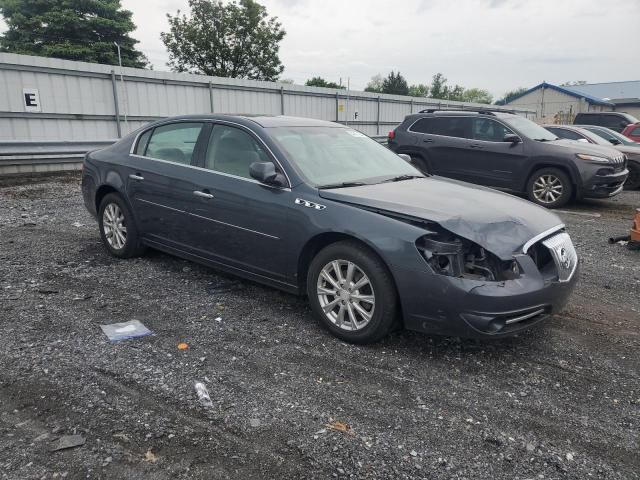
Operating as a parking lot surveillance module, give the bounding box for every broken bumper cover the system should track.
[396,254,579,339]
[581,167,628,199]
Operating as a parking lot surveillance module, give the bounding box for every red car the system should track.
[622,123,640,143]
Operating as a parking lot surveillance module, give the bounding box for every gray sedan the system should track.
[81,115,578,343]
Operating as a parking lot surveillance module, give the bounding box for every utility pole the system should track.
[114,43,129,132]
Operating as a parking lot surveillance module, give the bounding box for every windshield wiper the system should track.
[380,174,424,183]
[317,181,368,189]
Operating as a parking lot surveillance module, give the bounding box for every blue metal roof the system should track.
[504,82,614,107]
[564,81,640,102]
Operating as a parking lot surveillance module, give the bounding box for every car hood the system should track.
[318,177,563,260]
[551,139,621,157]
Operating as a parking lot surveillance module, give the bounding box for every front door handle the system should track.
[129,174,145,181]
[469,144,483,149]
[423,138,434,143]
[193,190,214,199]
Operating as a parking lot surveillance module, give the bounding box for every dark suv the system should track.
[574,112,640,133]
[388,108,628,208]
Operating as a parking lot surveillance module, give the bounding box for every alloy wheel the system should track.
[532,174,563,204]
[102,203,127,250]
[316,259,375,331]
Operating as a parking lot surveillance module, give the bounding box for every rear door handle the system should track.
[423,138,434,143]
[193,190,214,199]
[469,144,483,149]
[129,174,144,181]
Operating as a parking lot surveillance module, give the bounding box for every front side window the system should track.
[205,125,271,179]
[600,115,627,131]
[547,127,584,141]
[145,122,204,164]
[431,117,473,139]
[473,118,514,142]
[631,127,640,137]
[270,127,421,187]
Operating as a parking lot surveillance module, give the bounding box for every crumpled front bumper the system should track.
[395,252,579,339]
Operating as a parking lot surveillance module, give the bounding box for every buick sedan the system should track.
[82,115,578,343]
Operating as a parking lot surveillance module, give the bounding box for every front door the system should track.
[183,123,293,283]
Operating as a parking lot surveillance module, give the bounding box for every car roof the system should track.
[405,110,514,121]
[157,114,341,128]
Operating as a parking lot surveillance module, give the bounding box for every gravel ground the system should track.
[0,173,638,480]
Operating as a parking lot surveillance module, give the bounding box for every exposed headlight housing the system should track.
[576,153,611,164]
[416,232,520,281]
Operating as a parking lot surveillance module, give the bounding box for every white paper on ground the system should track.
[100,320,152,343]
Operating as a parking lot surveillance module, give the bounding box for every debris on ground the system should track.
[99,320,152,343]
[206,280,245,294]
[177,342,189,350]
[144,449,159,463]
[194,382,213,408]
[50,435,86,452]
[326,421,354,436]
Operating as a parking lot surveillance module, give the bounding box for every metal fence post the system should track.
[336,92,340,122]
[280,86,285,115]
[110,70,122,139]
[410,99,414,114]
[376,96,381,135]
[209,81,214,113]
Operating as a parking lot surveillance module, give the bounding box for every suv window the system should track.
[472,118,514,142]
[600,114,628,131]
[432,117,472,139]
[145,122,204,164]
[409,118,433,134]
[205,124,271,179]
[547,127,584,141]
[631,126,640,137]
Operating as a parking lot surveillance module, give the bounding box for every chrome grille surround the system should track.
[541,232,578,282]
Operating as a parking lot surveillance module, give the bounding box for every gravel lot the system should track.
[1,173,638,480]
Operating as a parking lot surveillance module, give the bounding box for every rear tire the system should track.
[410,155,430,175]
[306,241,399,344]
[624,161,640,190]
[98,193,145,258]
[526,168,573,208]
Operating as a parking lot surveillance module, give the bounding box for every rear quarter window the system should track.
[409,118,433,134]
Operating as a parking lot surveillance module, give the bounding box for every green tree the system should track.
[305,76,344,89]
[161,0,285,81]
[461,88,493,104]
[382,71,409,96]
[0,0,148,67]
[364,73,384,93]
[496,87,527,104]
[428,73,449,99]
[408,83,429,98]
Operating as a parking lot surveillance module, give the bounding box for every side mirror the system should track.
[398,153,411,162]
[609,139,621,145]
[250,161,287,187]
[503,133,522,143]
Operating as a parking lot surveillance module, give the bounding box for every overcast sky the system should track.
[3,0,639,98]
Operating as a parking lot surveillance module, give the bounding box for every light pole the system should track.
[114,42,129,131]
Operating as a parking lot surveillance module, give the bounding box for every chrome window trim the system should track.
[407,115,517,142]
[137,198,280,240]
[522,224,565,254]
[128,118,293,189]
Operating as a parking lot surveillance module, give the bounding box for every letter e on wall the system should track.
[23,88,41,112]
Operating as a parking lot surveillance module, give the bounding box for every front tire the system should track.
[98,193,145,258]
[306,241,399,344]
[624,161,640,190]
[526,168,573,208]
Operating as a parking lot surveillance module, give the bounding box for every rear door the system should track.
[467,117,527,188]
[127,121,209,248]
[182,122,294,283]
[417,116,475,180]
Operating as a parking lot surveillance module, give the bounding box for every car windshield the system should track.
[576,129,613,146]
[269,127,422,187]
[502,116,558,141]
[583,126,638,146]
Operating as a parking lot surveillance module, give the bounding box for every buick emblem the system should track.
[559,247,571,269]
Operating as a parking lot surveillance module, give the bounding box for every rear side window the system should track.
[432,117,472,139]
[409,118,433,134]
[631,127,640,137]
[575,113,598,125]
[145,122,204,164]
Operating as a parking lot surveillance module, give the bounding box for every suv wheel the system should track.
[306,241,398,344]
[98,193,145,258]
[624,161,640,190]
[526,168,573,208]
